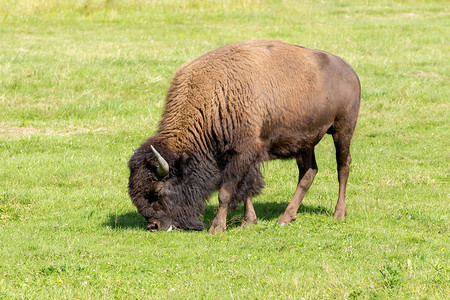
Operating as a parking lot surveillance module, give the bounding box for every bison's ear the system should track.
[175,152,191,175]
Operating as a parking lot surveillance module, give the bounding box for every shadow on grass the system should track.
[104,211,147,230]
[105,202,331,231]
[202,201,332,229]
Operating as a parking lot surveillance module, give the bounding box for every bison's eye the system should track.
[147,222,159,231]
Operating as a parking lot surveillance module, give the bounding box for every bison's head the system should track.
[128,141,206,231]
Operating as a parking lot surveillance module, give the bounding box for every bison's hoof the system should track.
[333,209,347,220]
[241,219,258,228]
[208,225,226,234]
[276,215,295,226]
[276,221,288,226]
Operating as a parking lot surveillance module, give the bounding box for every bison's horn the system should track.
[151,145,170,178]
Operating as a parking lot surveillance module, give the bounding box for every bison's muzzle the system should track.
[146,219,175,232]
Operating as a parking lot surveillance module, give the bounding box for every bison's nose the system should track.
[147,222,159,231]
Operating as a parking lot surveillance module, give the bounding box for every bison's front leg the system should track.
[209,149,263,233]
[241,195,257,227]
[208,187,232,234]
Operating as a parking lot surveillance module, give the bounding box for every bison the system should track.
[128,39,361,233]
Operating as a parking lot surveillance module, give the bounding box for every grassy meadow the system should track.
[0,0,448,298]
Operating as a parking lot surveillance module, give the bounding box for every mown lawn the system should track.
[0,0,448,298]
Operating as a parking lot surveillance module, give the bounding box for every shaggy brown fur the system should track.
[128,39,361,233]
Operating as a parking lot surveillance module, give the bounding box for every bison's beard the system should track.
[173,216,205,231]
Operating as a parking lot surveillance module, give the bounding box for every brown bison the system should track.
[128,39,361,233]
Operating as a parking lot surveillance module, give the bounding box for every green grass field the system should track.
[0,0,448,298]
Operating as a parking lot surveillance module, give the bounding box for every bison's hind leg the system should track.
[332,130,353,220]
[277,149,318,225]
